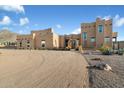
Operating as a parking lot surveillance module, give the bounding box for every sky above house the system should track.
[0,5,124,41]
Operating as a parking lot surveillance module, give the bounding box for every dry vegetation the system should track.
[84,50,124,88]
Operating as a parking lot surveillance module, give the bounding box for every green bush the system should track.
[118,49,124,55]
[99,45,112,55]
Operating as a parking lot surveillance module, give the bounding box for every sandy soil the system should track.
[0,49,88,88]
[83,50,124,88]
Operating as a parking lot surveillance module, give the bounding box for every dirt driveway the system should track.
[0,49,88,88]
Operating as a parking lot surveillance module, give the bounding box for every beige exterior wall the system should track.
[59,34,81,49]
[59,35,65,48]
[17,28,59,49]
[31,28,54,49]
[53,32,59,48]
[16,35,33,49]
[81,22,96,48]
[16,18,118,50]
[81,18,115,49]
[96,18,112,48]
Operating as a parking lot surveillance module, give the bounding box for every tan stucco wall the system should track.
[81,18,114,48]
[59,35,65,48]
[59,34,81,49]
[16,35,33,49]
[81,22,96,48]
[16,18,117,50]
[31,28,54,49]
[53,32,59,48]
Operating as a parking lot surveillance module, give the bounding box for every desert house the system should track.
[16,28,59,49]
[16,18,118,50]
[81,18,117,48]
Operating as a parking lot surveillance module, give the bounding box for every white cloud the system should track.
[56,24,62,29]
[0,5,25,14]
[97,15,111,20]
[102,15,111,20]
[20,17,29,26]
[72,28,81,34]
[0,16,11,25]
[114,14,124,27]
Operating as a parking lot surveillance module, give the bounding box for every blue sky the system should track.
[0,5,124,41]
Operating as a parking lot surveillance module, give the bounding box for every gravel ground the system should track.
[83,50,124,88]
[0,49,89,88]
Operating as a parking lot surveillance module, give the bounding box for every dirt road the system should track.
[0,49,88,88]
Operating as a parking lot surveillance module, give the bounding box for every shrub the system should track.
[99,45,112,55]
[118,49,124,55]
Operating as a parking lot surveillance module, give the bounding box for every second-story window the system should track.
[98,25,103,32]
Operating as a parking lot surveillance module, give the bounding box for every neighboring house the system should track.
[16,18,118,50]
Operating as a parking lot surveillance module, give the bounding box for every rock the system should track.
[87,63,112,71]
[104,64,112,71]
[91,58,102,61]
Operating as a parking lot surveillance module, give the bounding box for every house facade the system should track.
[16,28,59,49]
[81,18,117,48]
[16,18,118,49]
[59,34,81,49]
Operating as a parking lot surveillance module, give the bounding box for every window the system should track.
[41,40,46,48]
[82,32,87,40]
[98,25,103,32]
[104,37,110,43]
[20,42,22,47]
[90,37,96,42]
[27,45,30,47]
[27,40,30,43]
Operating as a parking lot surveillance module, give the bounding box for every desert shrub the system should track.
[99,45,112,55]
[118,49,124,55]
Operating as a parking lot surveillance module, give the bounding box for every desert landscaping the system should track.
[0,49,124,88]
[0,49,89,88]
[83,50,124,88]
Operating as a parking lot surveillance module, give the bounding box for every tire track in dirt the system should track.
[0,50,88,88]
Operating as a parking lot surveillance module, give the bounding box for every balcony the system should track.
[112,32,118,38]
